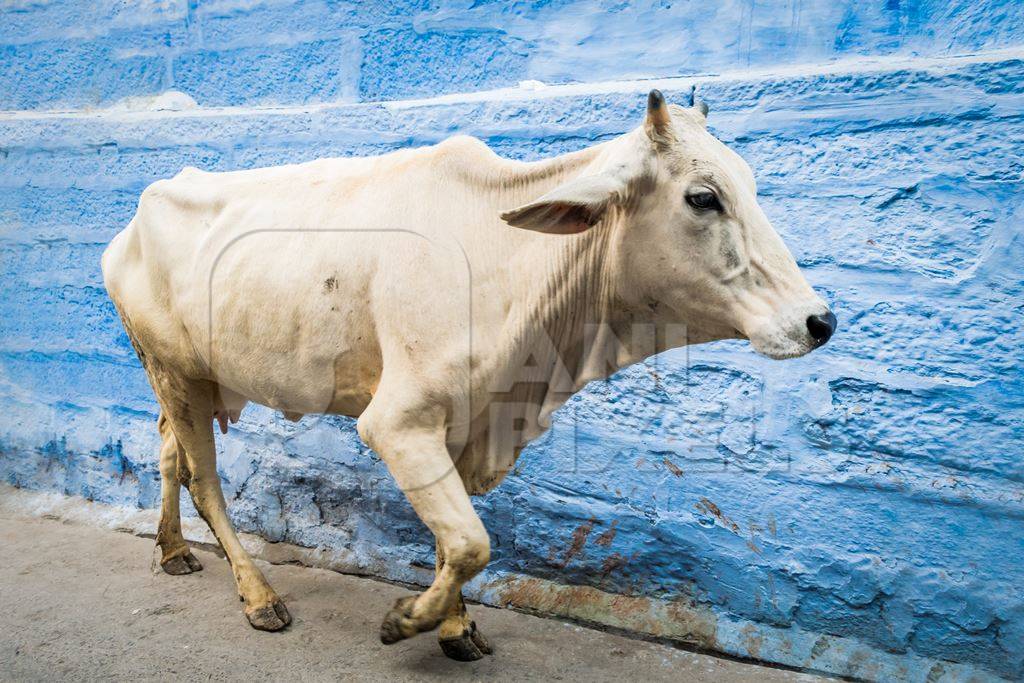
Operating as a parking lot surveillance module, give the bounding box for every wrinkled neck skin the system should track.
[490,132,712,426]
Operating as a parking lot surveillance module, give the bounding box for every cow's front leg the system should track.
[360,413,490,647]
[436,539,493,661]
[438,595,493,661]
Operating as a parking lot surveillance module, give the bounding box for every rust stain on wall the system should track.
[557,519,596,568]
[594,520,618,547]
[741,624,763,659]
[489,574,717,650]
[600,551,631,578]
[695,497,740,533]
[662,457,684,477]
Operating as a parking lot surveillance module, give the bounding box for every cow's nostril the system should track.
[806,311,837,346]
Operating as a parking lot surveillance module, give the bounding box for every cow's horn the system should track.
[648,89,666,111]
[645,89,673,141]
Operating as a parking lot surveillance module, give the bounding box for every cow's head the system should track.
[502,90,835,359]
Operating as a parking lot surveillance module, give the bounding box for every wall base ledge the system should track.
[0,484,1005,683]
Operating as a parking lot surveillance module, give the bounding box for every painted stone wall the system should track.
[2,2,1023,680]
[3,0,1024,109]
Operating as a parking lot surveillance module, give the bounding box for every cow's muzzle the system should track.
[806,310,838,347]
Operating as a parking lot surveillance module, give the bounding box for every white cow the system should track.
[102,91,835,661]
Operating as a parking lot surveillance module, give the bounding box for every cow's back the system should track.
[101,141,527,417]
[103,155,406,411]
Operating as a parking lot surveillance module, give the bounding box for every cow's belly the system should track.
[204,327,381,418]
[188,229,385,418]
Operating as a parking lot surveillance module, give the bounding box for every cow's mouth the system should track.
[745,315,835,360]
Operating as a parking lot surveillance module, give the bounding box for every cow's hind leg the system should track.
[151,370,291,632]
[436,541,493,661]
[155,412,202,575]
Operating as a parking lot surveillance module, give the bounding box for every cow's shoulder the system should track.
[426,135,510,186]
[432,135,501,166]
[435,134,492,155]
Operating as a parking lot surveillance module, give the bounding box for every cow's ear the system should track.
[644,89,675,144]
[500,173,624,234]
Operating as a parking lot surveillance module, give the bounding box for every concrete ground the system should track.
[0,511,825,682]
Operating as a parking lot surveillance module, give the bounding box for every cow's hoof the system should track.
[439,622,492,661]
[440,634,484,662]
[379,595,419,644]
[245,599,292,632]
[468,621,493,655]
[161,552,203,575]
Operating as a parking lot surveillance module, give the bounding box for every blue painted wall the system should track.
[2,2,1023,680]
[3,0,1024,109]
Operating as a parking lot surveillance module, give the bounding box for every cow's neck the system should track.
[527,217,655,416]
[491,146,649,423]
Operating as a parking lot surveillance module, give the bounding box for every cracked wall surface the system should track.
[1,1,1023,680]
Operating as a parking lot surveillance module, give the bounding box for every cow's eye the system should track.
[685,189,721,212]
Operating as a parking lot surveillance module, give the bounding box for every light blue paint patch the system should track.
[4,1,1024,109]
